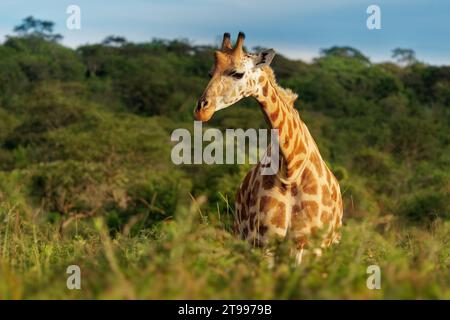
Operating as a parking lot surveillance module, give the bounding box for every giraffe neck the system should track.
[254,70,312,181]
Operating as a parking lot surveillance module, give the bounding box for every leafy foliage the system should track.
[13,16,63,42]
[0,19,449,299]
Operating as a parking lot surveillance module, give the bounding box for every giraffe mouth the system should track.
[194,104,215,122]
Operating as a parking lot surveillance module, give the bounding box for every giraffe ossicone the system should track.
[194,32,344,264]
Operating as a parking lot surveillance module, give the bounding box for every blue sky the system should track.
[0,0,448,64]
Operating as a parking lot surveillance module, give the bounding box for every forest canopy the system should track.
[0,17,449,231]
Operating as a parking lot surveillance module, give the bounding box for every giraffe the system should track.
[194,32,343,264]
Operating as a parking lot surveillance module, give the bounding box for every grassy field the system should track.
[1,201,449,299]
[0,22,449,300]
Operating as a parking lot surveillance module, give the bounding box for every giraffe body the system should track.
[194,32,343,264]
[235,124,343,263]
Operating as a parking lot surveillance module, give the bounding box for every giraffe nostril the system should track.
[196,98,209,111]
[196,100,202,112]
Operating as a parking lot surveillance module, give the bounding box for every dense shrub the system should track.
[0,33,447,229]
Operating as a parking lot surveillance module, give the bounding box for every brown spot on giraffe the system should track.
[331,184,337,201]
[236,189,242,204]
[326,167,332,184]
[310,151,323,177]
[300,167,313,181]
[262,173,276,190]
[271,93,277,103]
[322,185,332,206]
[260,100,268,110]
[262,82,269,97]
[291,210,307,230]
[286,145,296,163]
[288,158,303,175]
[334,213,341,226]
[270,205,286,229]
[283,136,290,149]
[282,182,289,194]
[259,196,286,229]
[294,235,308,249]
[302,180,318,195]
[241,171,251,194]
[295,138,306,155]
[259,195,272,211]
[290,184,298,197]
[320,210,331,224]
[270,108,279,122]
[241,224,249,238]
[301,200,319,221]
[258,224,268,236]
[286,165,299,180]
[249,180,260,207]
[241,205,248,219]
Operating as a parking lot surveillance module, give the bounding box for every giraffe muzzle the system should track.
[194,98,215,121]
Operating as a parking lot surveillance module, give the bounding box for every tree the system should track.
[13,16,62,42]
[102,35,127,47]
[392,48,417,66]
[320,46,370,63]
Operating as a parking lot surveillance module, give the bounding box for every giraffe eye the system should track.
[208,71,213,78]
[228,70,245,79]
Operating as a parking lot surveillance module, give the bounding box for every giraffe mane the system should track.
[262,66,298,107]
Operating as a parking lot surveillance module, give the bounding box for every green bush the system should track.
[400,190,450,223]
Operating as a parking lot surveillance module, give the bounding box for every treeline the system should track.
[0,18,449,233]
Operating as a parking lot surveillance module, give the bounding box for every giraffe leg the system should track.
[264,249,275,269]
[290,243,306,266]
[294,248,304,265]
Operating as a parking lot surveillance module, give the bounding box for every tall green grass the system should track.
[0,201,449,299]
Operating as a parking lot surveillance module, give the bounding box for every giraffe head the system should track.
[194,32,276,121]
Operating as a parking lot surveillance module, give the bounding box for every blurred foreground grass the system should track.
[1,201,449,299]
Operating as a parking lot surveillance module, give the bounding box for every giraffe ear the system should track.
[254,49,275,68]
